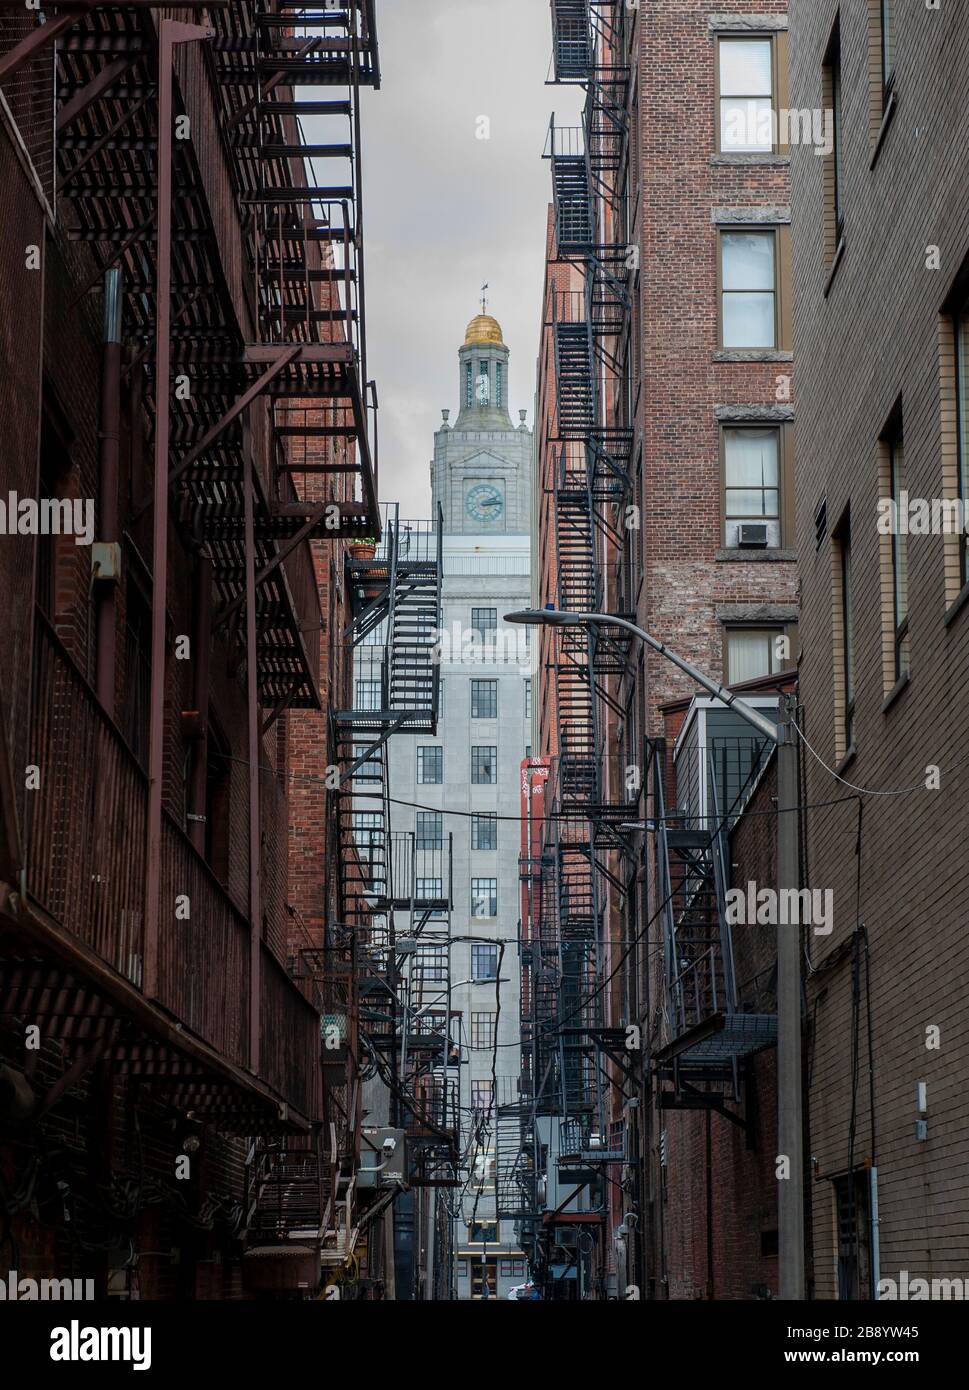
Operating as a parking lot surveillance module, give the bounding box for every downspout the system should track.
[185,554,213,856]
[95,268,122,715]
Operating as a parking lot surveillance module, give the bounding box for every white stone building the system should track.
[387,308,533,1298]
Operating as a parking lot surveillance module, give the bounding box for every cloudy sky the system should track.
[359,0,582,516]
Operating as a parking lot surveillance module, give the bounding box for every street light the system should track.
[504,606,805,1302]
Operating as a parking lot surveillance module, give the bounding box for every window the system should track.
[356,678,381,712]
[717,36,774,153]
[416,811,443,849]
[465,361,473,409]
[725,627,784,684]
[417,746,443,784]
[834,522,855,756]
[495,361,504,407]
[720,231,776,348]
[471,1012,497,1049]
[471,1082,494,1118]
[416,939,447,981]
[469,1145,494,1189]
[471,879,498,919]
[956,298,969,586]
[353,743,382,782]
[458,1260,469,1278]
[887,424,909,683]
[471,679,498,719]
[824,22,845,253]
[415,876,443,908]
[468,1220,498,1245]
[471,942,499,978]
[471,607,498,643]
[472,813,498,850]
[353,811,381,848]
[723,427,781,547]
[524,678,532,720]
[880,0,896,99]
[471,746,497,784]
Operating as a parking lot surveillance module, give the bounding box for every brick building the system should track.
[519,0,799,1299]
[0,3,387,1299]
[788,0,969,1299]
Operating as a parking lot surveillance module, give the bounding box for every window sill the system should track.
[944,576,969,628]
[716,547,797,563]
[710,152,790,167]
[835,744,858,777]
[870,87,898,171]
[713,349,794,363]
[881,669,911,714]
[823,236,846,298]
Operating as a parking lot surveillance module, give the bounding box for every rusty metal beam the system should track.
[0,11,82,84]
[244,454,262,1075]
[60,90,153,188]
[213,502,331,631]
[144,17,214,1003]
[55,54,136,131]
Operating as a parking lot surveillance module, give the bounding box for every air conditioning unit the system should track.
[738,523,769,548]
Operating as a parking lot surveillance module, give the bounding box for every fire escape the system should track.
[0,1,384,1295]
[503,2,640,1280]
[650,721,778,1124]
[339,507,458,1207]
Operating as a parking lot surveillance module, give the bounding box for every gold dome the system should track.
[464,312,504,347]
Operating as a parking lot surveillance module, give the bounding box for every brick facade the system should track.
[789,0,969,1299]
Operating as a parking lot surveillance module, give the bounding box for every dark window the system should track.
[471,607,498,643]
[471,1012,497,1049]
[887,425,909,681]
[826,23,844,240]
[472,813,497,850]
[955,299,969,586]
[471,941,499,977]
[417,746,443,784]
[880,0,896,99]
[837,524,855,752]
[416,811,443,849]
[471,879,498,918]
[471,679,498,719]
[471,746,497,784]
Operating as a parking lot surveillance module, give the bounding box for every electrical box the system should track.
[92,541,121,583]
[357,1127,406,1188]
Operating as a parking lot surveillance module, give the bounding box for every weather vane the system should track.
[481,282,489,314]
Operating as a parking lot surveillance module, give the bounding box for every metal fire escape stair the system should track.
[653,752,777,1105]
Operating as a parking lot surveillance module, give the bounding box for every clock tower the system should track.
[431,305,533,535]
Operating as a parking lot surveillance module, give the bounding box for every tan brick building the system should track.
[789,0,969,1299]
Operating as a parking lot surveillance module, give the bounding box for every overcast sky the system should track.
[359,0,582,517]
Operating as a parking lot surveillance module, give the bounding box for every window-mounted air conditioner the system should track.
[738,523,769,549]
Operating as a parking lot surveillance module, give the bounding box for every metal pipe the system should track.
[95,267,122,715]
[777,693,805,1299]
[186,554,213,856]
[144,18,213,1001]
[244,450,262,1073]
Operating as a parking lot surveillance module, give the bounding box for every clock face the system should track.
[475,373,490,406]
[465,483,504,525]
